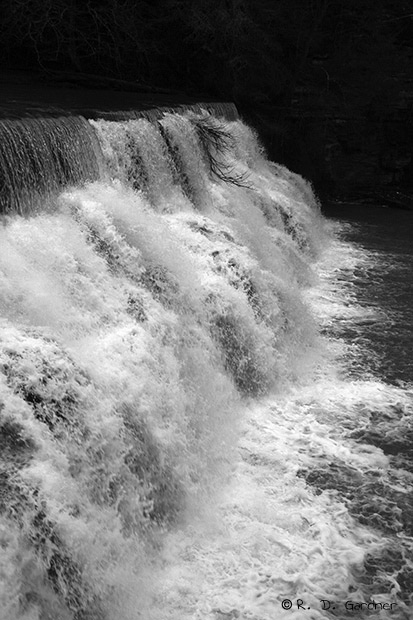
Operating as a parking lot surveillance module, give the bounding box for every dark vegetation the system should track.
[2,0,413,198]
[191,114,250,188]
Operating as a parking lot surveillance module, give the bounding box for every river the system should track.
[0,112,411,620]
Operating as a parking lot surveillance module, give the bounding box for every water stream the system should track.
[0,111,411,620]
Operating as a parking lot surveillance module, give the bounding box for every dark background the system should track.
[2,0,412,199]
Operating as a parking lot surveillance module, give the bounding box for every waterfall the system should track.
[1,107,411,620]
[0,117,103,215]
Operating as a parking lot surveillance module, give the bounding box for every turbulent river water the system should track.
[0,111,411,620]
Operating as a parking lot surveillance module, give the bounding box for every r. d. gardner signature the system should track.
[280,598,398,612]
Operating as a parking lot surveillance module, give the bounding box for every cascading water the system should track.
[0,117,104,215]
[0,108,412,620]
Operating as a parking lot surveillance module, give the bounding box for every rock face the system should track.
[267,111,413,200]
[246,77,413,201]
[325,117,412,197]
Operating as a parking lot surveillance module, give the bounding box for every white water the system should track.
[0,113,411,620]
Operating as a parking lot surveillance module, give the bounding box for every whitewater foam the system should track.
[0,110,411,619]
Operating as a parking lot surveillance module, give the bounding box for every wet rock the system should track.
[29,509,107,620]
[157,123,193,198]
[211,314,268,396]
[1,341,89,436]
[139,264,180,309]
[0,417,36,466]
[0,420,103,618]
[121,404,183,525]
[126,133,148,192]
[126,292,147,322]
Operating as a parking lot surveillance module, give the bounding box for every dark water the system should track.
[297,204,413,618]
[326,205,413,385]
